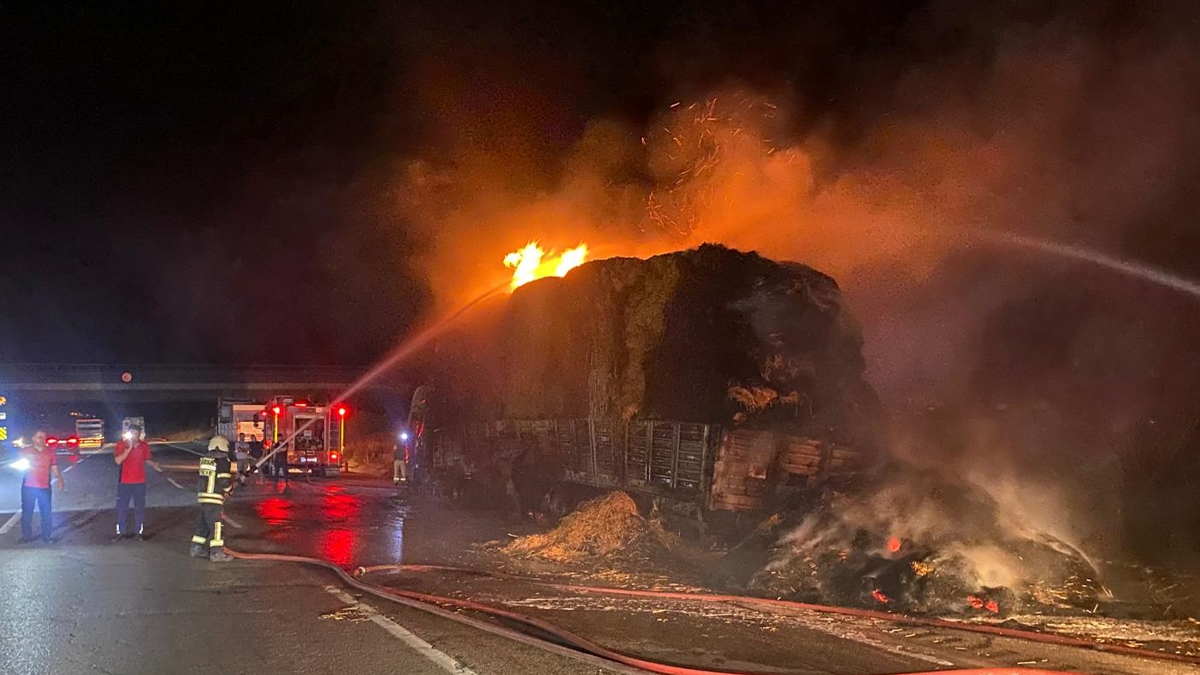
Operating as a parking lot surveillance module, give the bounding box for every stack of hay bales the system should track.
[495,244,878,444]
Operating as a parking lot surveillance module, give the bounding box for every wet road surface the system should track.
[2,443,1197,675]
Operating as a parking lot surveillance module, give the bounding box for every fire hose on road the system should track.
[224,548,1099,675]
[361,563,1200,668]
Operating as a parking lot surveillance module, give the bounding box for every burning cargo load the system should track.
[494,244,879,443]
[747,469,1102,617]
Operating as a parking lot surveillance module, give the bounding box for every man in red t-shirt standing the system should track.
[113,427,160,541]
[20,429,65,543]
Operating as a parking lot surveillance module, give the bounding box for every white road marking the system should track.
[62,456,87,473]
[323,586,478,674]
[166,443,206,457]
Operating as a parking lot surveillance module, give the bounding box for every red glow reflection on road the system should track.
[317,487,362,565]
[255,497,293,526]
[320,528,357,567]
[321,487,362,523]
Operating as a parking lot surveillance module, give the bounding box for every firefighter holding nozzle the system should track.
[191,435,237,562]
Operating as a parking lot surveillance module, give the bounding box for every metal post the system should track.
[670,424,681,490]
[645,421,654,483]
[565,419,575,472]
[589,418,598,482]
[623,421,630,482]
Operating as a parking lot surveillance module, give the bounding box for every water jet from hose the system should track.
[977,231,1200,300]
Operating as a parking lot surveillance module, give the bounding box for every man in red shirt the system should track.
[20,429,65,543]
[113,427,160,541]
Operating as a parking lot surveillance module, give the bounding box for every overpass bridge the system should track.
[0,363,406,404]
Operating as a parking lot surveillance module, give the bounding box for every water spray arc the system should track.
[251,281,510,474]
[977,231,1200,301]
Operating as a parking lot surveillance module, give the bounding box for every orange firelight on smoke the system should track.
[503,241,589,290]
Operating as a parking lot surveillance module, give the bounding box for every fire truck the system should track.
[263,397,345,477]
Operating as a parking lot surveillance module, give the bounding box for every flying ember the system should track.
[503,241,589,290]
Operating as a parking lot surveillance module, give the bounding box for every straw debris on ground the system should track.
[504,491,678,563]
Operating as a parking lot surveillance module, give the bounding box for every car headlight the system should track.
[9,457,31,472]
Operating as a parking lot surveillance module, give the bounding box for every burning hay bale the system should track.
[504,491,678,563]
[495,244,878,441]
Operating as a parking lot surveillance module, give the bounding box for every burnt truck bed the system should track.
[427,419,863,518]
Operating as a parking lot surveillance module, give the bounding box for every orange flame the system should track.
[503,241,589,290]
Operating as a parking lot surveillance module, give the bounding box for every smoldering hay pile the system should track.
[747,467,1104,617]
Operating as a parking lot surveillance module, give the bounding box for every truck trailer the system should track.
[425,417,864,526]
[75,418,105,449]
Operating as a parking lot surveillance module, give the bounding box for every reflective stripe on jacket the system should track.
[197,451,233,505]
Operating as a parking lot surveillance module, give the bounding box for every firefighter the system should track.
[191,435,234,562]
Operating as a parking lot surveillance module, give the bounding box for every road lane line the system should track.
[0,511,19,534]
[323,586,478,674]
[166,443,206,456]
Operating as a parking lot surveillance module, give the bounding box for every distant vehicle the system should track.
[122,416,146,440]
[75,418,104,449]
[48,432,80,454]
[216,400,266,444]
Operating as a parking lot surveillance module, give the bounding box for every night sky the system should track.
[3,0,1199,370]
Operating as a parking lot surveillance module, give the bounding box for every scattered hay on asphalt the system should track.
[504,491,677,563]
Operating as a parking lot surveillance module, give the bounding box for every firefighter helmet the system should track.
[208,435,230,453]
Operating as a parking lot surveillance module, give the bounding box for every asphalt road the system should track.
[0,443,199,533]
[1,444,1196,675]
